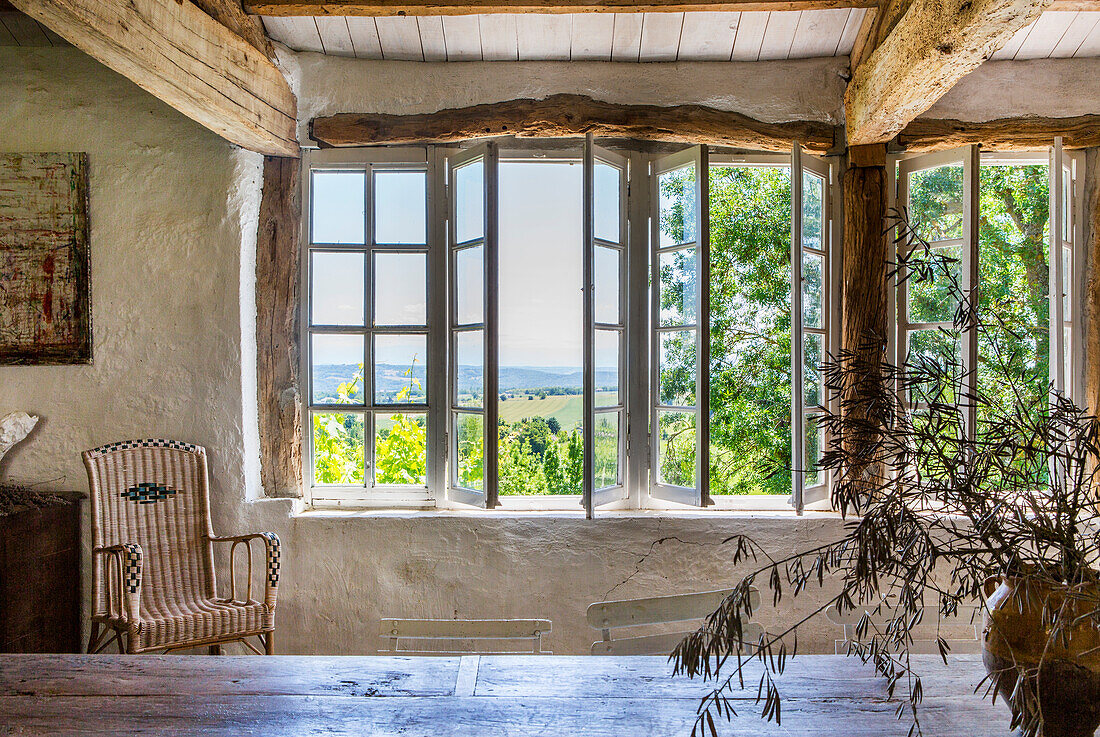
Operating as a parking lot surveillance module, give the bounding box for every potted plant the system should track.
[672,210,1100,737]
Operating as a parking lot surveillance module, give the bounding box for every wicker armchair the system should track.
[82,439,280,655]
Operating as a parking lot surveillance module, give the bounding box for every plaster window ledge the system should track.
[293,506,841,521]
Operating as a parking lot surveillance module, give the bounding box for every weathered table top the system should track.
[0,653,1012,736]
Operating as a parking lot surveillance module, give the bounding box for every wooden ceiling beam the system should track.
[246,0,875,15]
[844,0,1052,146]
[310,94,837,152]
[10,0,298,157]
[190,0,275,59]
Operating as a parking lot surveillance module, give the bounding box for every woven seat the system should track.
[83,439,280,655]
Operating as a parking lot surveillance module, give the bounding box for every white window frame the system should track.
[301,143,842,513]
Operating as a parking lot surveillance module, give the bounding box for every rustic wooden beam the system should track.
[256,156,304,499]
[190,0,275,59]
[11,0,298,158]
[844,0,1051,146]
[247,0,874,15]
[840,155,888,492]
[897,115,1100,152]
[311,95,837,153]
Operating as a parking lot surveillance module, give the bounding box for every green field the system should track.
[498,392,618,428]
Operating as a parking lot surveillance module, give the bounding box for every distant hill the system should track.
[314,364,616,401]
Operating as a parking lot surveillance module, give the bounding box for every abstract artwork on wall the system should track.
[0,153,90,365]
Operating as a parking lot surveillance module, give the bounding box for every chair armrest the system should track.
[208,532,280,609]
[92,544,142,622]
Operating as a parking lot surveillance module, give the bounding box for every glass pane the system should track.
[659,330,696,407]
[454,159,485,244]
[374,334,427,404]
[455,245,484,325]
[658,164,697,248]
[908,164,963,243]
[312,412,364,485]
[802,251,823,329]
[374,412,427,485]
[1064,326,1072,392]
[804,332,822,408]
[1063,245,1072,315]
[374,252,426,326]
[659,247,697,327]
[906,328,961,405]
[311,334,364,404]
[455,330,484,408]
[596,329,620,407]
[804,414,823,488]
[595,161,621,244]
[311,251,364,326]
[1062,167,1071,242]
[454,412,484,491]
[907,244,961,324]
[801,170,824,251]
[594,411,620,490]
[312,171,365,245]
[374,170,427,245]
[595,245,620,325]
[657,410,696,487]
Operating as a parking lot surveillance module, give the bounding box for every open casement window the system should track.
[584,136,629,513]
[650,146,710,507]
[1050,138,1079,401]
[896,145,980,434]
[790,147,833,511]
[447,143,499,508]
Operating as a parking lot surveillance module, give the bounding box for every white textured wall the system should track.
[1,45,853,656]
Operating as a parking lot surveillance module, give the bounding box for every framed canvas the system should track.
[0,153,91,365]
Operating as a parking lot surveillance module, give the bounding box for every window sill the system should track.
[295,504,840,521]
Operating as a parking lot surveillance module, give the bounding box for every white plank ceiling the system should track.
[262,9,867,62]
[262,9,1100,62]
[0,11,66,47]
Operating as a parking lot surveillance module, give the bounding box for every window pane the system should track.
[907,244,961,324]
[1063,167,1071,242]
[594,411,620,490]
[311,334,364,404]
[374,334,427,404]
[804,332,822,408]
[657,410,695,487]
[374,252,426,326]
[455,245,484,325]
[804,414,823,488]
[1065,325,1072,391]
[311,251,364,326]
[802,251,823,329]
[595,245,620,325]
[801,170,824,251]
[374,412,427,485]
[906,328,960,405]
[455,330,483,408]
[454,412,484,491]
[595,161,621,243]
[658,164,697,247]
[659,247,697,327]
[659,330,695,407]
[312,171,365,244]
[312,412,364,485]
[596,328,620,407]
[908,164,963,242]
[1063,245,1072,315]
[454,159,484,244]
[374,170,426,245]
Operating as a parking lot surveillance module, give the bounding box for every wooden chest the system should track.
[0,493,82,653]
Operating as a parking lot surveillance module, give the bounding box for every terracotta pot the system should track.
[982,575,1100,737]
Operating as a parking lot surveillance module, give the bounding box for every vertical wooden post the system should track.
[1084,148,1100,416]
[840,144,888,493]
[256,155,304,498]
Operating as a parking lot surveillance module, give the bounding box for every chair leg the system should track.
[87,622,102,654]
[264,631,274,655]
[208,644,223,655]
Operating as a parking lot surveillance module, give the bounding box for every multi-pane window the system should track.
[306,161,431,503]
[303,142,835,511]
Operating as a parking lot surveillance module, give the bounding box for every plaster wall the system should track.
[0,46,856,656]
[923,59,1100,122]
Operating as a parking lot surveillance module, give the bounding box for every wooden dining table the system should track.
[0,652,1013,735]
